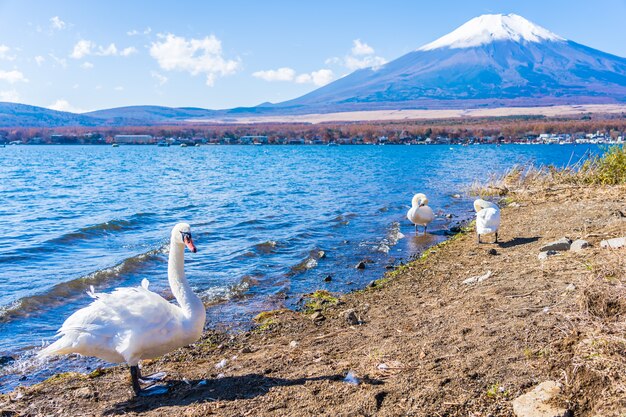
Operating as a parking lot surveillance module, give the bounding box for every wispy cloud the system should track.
[48,99,85,113]
[120,47,137,56]
[80,61,94,69]
[50,16,66,31]
[326,39,387,71]
[70,40,135,59]
[253,67,334,86]
[127,27,151,36]
[0,45,16,61]
[114,86,124,91]
[34,55,45,66]
[149,33,240,86]
[49,53,67,68]
[0,89,20,102]
[150,71,168,86]
[0,70,28,84]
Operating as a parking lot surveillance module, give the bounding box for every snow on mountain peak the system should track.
[418,13,565,51]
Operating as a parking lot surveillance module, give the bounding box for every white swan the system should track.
[474,199,501,243]
[39,223,206,396]
[407,193,435,235]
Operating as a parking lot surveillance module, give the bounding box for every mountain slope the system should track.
[271,14,626,112]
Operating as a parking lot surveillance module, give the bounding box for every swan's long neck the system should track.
[168,239,205,319]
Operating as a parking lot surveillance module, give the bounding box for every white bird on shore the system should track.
[407,193,435,235]
[38,223,206,396]
[474,199,501,243]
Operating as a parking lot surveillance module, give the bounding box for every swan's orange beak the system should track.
[184,236,197,253]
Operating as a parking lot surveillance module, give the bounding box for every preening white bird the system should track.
[474,199,501,243]
[38,223,206,396]
[407,193,435,235]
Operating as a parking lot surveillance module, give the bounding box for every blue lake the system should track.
[0,143,599,391]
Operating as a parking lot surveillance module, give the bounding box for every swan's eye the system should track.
[180,231,192,242]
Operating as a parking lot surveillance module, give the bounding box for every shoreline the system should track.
[2,182,625,416]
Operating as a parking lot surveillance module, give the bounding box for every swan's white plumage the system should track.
[474,199,501,235]
[407,193,435,228]
[39,223,206,367]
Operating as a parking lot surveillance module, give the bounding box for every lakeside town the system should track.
[2,130,625,146]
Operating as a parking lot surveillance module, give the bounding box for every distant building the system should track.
[240,135,268,144]
[114,135,154,144]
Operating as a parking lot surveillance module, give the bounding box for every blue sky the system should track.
[0,0,624,112]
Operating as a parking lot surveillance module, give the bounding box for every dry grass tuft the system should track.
[468,145,626,197]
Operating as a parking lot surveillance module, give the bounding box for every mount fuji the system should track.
[266,13,626,113]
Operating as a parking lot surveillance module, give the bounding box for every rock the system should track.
[570,239,590,252]
[600,237,625,249]
[539,238,571,252]
[323,275,332,282]
[0,355,15,366]
[512,381,571,417]
[449,226,462,234]
[565,283,576,292]
[452,194,461,199]
[445,213,453,219]
[509,202,521,208]
[462,270,492,285]
[240,346,253,354]
[377,363,389,370]
[342,309,360,325]
[289,340,299,348]
[488,248,498,256]
[317,250,326,259]
[215,359,227,369]
[367,280,377,288]
[538,250,558,261]
[74,387,93,399]
[310,311,325,322]
[355,261,366,269]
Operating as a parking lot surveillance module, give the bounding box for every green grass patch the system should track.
[301,290,339,313]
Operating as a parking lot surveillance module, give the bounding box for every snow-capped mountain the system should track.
[271,13,626,112]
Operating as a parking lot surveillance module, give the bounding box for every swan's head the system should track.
[412,193,428,207]
[171,223,197,253]
[473,199,484,213]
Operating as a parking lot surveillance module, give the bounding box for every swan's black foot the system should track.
[130,366,169,396]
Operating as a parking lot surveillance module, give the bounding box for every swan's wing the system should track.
[476,208,501,233]
[59,283,176,338]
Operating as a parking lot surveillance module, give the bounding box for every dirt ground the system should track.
[2,183,625,417]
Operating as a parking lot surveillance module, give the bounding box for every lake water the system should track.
[0,143,598,391]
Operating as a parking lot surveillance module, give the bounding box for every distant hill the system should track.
[1,13,625,127]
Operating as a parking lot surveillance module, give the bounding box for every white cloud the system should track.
[72,83,79,89]
[120,47,137,56]
[97,43,117,56]
[114,86,124,91]
[253,67,334,87]
[80,61,94,69]
[127,27,151,36]
[70,40,94,59]
[327,39,387,71]
[126,29,139,36]
[0,70,28,84]
[151,71,168,86]
[34,55,45,66]
[48,99,85,113]
[295,69,334,86]
[252,67,296,82]
[70,40,135,59]
[149,33,239,86]
[0,90,20,102]
[49,53,67,68]
[351,39,374,56]
[0,45,16,61]
[50,16,66,31]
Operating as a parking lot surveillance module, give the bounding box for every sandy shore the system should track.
[2,183,625,416]
[195,104,626,124]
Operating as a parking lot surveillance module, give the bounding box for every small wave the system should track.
[0,245,166,323]
[288,248,325,275]
[199,276,253,305]
[253,240,278,254]
[362,222,405,254]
